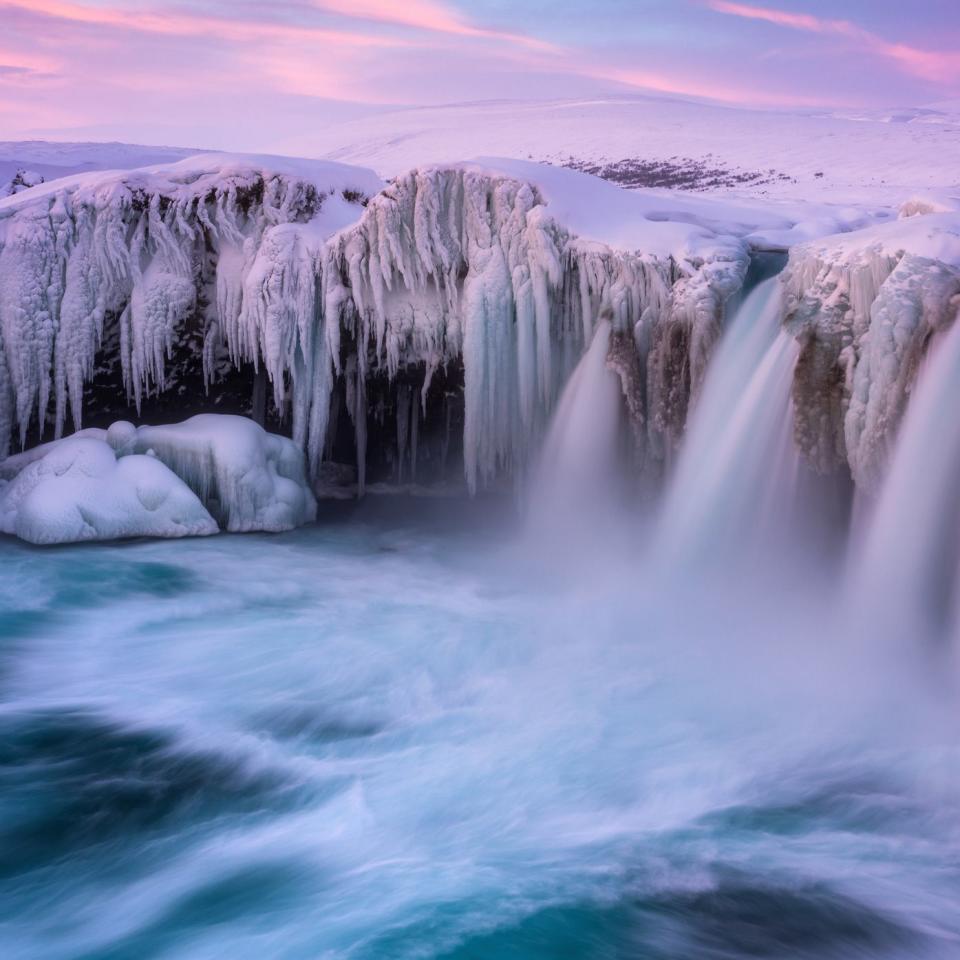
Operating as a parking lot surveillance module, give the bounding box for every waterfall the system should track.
[849,316,960,642]
[525,320,624,538]
[656,278,801,565]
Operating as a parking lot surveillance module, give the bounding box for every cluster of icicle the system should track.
[319,167,746,490]
[783,231,960,492]
[0,161,749,493]
[0,163,322,461]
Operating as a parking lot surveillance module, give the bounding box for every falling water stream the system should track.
[2,275,960,959]
[657,278,801,564]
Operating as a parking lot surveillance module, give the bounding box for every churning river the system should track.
[1,493,959,959]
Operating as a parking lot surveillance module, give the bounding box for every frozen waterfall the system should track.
[0,156,748,495]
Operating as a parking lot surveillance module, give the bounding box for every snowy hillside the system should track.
[0,140,206,198]
[299,96,960,208]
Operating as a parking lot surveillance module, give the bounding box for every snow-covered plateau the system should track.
[0,121,956,541]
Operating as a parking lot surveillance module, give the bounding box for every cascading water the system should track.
[850,316,960,644]
[656,277,801,566]
[525,319,624,540]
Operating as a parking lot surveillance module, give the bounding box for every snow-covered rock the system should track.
[0,414,317,541]
[11,148,956,502]
[0,436,216,544]
[129,415,317,533]
[783,213,960,488]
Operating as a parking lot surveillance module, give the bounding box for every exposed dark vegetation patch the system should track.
[557,155,796,192]
[342,188,369,206]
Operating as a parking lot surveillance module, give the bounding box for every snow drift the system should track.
[0,414,315,542]
[0,436,216,544]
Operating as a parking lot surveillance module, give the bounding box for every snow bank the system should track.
[130,415,317,533]
[0,437,216,544]
[783,213,960,488]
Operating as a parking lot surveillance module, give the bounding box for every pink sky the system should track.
[1,0,957,150]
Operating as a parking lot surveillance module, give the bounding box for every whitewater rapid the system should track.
[1,497,959,959]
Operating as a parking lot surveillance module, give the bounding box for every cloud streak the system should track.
[0,0,405,48]
[309,0,558,51]
[706,1,960,85]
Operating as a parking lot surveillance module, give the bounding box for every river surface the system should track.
[1,497,959,959]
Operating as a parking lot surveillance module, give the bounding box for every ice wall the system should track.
[0,157,750,493]
[783,215,960,490]
[0,154,380,459]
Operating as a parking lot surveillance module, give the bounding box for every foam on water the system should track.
[1,500,959,959]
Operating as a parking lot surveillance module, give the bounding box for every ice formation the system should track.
[783,214,960,490]
[2,149,958,507]
[0,414,316,541]
[129,415,317,533]
[0,436,216,544]
[0,154,752,494]
[0,154,382,458]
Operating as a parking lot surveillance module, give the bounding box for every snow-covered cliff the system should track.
[2,149,956,502]
[783,214,960,490]
[0,153,755,492]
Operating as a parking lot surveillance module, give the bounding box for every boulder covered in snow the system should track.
[129,415,317,533]
[0,415,317,543]
[0,437,217,545]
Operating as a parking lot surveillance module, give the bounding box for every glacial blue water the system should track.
[1,496,959,959]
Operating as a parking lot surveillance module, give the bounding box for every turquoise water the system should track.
[1,498,959,959]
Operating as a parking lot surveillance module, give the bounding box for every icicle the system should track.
[396,383,410,483]
[410,387,419,483]
[0,160,748,496]
[354,367,367,497]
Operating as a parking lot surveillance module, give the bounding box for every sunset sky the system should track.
[1,0,958,150]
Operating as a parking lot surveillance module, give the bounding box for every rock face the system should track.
[783,214,960,491]
[0,155,749,493]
